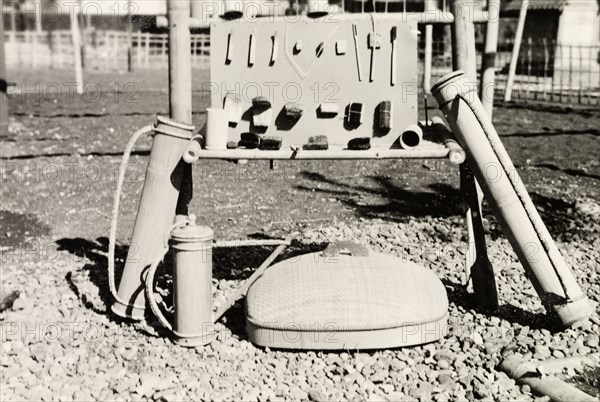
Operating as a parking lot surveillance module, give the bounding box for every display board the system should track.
[209,15,419,150]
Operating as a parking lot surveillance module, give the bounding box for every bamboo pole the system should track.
[504,0,528,101]
[501,355,597,402]
[479,0,500,118]
[0,0,8,136]
[70,5,83,94]
[183,147,453,161]
[451,0,477,81]
[432,71,595,326]
[156,11,490,29]
[111,0,194,320]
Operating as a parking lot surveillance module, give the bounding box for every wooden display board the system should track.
[209,15,418,149]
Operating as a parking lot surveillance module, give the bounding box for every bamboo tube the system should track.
[431,71,595,326]
[480,0,500,118]
[184,147,451,161]
[430,116,466,164]
[399,124,423,149]
[111,0,194,320]
[501,355,597,402]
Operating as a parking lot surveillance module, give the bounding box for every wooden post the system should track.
[479,0,500,118]
[111,0,193,320]
[451,0,477,81]
[70,5,83,94]
[169,0,194,217]
[504,0,528,101]
[35,0,42,32]
[144,31,149,68]
[127,0,133,72]
[423,0,436,91]
[0,0,8,136]
[451,0,498,310]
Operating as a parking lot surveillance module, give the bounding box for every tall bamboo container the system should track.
[112,0,194,320]
[431,71,595,326]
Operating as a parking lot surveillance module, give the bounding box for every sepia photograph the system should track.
[0,0,599,400]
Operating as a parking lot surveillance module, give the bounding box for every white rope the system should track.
[107,124,155,309]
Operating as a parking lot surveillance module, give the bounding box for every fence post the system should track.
[559,43,563,103]
[71,10,84,94]
[480,0,500,117]
[145,31,150,68]
[504,0,528,101]
[542,37,548,101]
[568,45,572,104]
[0,0,8,137]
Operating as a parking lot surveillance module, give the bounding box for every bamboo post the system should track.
[479,0,500,118]
[423,0,436,92]
[451,0,497,309]
[504,0,528,101]
[70,7,83,94]
[0,0,8,137]
[451,0,477,81]
[111,0,194,320]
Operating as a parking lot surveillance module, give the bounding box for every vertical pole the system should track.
[35,0,42,32]
[423,0,436,91]
[452,0,498,311]
[479,0,500,118]
[78,0,85,69]
[0,0,8,136]
[542,37,548,101]
[169,0,193,217]
[127,0,133,72]
[70,3,83,94]
[145,31,149,68]
[451,0,477,81]
[111,0,193,320]
[504,0,528,101]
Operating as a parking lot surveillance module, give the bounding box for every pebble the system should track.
[2,207,598,402]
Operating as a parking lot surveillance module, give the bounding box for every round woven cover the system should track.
[246,250,448,350]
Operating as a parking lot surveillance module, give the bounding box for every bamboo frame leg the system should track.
[460,162,499,311]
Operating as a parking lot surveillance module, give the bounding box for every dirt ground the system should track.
[1,68,599,401]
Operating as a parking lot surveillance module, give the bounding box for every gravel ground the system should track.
[1,69,599,401]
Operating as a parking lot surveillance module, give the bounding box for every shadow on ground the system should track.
[296,172,465,222]
[56,236,330,339]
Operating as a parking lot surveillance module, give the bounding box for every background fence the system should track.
[4,30,210,70]
[4,29,600,105]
